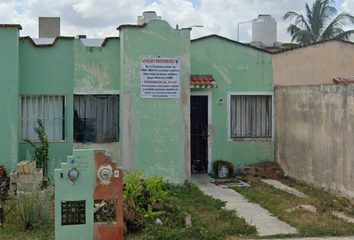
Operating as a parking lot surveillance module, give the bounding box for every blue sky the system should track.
[1,0,353,43]
[336,0,345,8]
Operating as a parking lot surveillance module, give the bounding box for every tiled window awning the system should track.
[191,75,218,89]
[333,76,354,84]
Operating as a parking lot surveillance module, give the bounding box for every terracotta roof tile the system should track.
[191,75,218,88]
[333,76,354,84]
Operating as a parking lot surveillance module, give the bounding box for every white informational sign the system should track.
[140,58,180,99]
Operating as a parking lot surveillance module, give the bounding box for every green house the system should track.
[0,18,274,184]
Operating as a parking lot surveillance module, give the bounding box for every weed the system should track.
[127,182,256,240]
[17,185,54,230]
[0,188,54,240]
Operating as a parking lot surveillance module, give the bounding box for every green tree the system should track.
[283,0,354,44]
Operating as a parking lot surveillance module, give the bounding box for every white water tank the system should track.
[251,14,277,48]
[137,11,161,25]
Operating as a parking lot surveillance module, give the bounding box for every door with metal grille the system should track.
[190,96,208,173]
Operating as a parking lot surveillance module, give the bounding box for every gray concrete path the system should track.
[261,179,308,198]
[191,174,297,236]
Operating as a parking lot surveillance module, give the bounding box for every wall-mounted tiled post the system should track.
[55,149,123,240]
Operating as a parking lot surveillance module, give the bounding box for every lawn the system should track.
[231,177,354,238]
[125,182,256,240]
[0,182,255,240]
[2,175,354,239]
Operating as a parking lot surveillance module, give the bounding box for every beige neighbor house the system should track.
[273,39,354,198]
[273,39,354,86]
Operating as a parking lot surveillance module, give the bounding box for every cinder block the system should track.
[34,168,43,182]
[10,182,17,191]
[17,182,36,192]
[18,173,35,183]
[29,161,36,174]
[23,161,29,174]
[8,190,15,197]
[16,191,27,199]
[10,171,17,182]
[17,161,25,173]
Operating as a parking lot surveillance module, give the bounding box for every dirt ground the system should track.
[245,161,285,181]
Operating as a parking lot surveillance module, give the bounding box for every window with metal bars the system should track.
[230,95,272,138]
[20,95,66,142]
[74,95,119,143]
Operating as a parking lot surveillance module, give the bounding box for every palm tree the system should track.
[283,0,354,44]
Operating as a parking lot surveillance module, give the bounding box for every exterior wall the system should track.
[74,39,120,93]
[191,36,274,169]
[274,41,354,86]
[73,38,120,165]
[19,39,74,178]
[0,27,20,172]
[119,20,191,183]
[276,84,354,198]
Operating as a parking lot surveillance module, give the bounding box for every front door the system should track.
[190,96,208,173]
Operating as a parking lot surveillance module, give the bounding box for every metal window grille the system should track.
[20,95,66,142]
[74,95,119,143]
[230,95,272,138]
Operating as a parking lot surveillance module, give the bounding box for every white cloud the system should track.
[3,0,353,43]
[341,0,354,11]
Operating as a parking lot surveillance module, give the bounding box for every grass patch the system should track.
[126,182,256,240]
[231,178,354,238]
[1,182,255,240]
[0,198,54,240]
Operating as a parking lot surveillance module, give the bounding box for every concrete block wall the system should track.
[275,84,354,198]
[8,161,43,196]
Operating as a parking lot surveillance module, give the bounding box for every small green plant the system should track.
[24,119,49,179]
[123,169,169,232]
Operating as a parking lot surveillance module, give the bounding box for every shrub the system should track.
[123,169,169,232]
[0,165,11,229]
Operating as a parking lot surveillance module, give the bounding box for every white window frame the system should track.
[73,92,119,143]
[227,92,274,141]
[19,94,67,143]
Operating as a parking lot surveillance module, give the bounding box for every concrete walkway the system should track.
[261,179,308,198]
[191,174,297,237]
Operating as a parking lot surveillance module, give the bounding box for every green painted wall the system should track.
[19,39,74,178]
[55,149,95,240]
[73,39,121,165]
[119,20,191,183]
[191,36,274,169]
[74,38,120,92]
[0,27,20,172]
